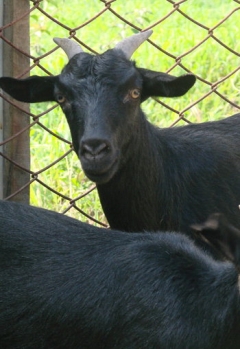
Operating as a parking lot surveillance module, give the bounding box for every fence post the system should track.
[1,0,30,203]
[0,0,3,199]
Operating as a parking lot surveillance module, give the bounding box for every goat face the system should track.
[56,50,143,184]
[0,31,196,184]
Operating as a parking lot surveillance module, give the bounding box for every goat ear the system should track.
[191,213,240,261]
[0,75,57,103]
[138,68,196,101]
[191,213,224,240]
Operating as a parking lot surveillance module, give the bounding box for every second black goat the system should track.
[0,200,240,349]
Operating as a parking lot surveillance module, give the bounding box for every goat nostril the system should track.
[81,141,111,158]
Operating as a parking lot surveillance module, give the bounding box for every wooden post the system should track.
[1,0,30,203]
[0,0,3,199]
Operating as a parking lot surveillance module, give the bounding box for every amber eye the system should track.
[56,95,66,104]
[130,89,140,99]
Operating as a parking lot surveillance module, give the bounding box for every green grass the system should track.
[29,0,240,225]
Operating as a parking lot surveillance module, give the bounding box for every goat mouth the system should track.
[81,158,119,184]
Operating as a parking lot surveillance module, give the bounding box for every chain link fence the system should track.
[0,0,240,226]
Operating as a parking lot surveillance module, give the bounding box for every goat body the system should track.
[1,32,240,233]
[0,199,240,349]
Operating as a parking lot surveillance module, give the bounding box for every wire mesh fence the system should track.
[0,0,240,226]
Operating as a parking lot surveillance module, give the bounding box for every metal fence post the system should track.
[1,0,30,203]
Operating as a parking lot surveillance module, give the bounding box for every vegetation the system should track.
[29,0,240,225]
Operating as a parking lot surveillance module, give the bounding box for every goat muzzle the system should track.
[79,138,118,184]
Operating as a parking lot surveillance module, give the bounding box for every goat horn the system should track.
[114,30,153,59]
[53,38,84,60]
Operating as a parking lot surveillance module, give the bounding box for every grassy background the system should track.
[29,0,240,225]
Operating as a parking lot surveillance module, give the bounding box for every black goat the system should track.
[1,30,240,233]
[1,199,240,349]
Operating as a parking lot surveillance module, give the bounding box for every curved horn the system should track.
[53,38,84,60]
[114,29,153,59]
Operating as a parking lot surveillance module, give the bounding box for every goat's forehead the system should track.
[59,50,139,86]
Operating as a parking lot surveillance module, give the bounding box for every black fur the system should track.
[1,45,240,235]
[192,212,240,267]
[0,200,240,349]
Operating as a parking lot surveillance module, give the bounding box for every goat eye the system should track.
[56,95,66,104]
[130,89,140,99]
